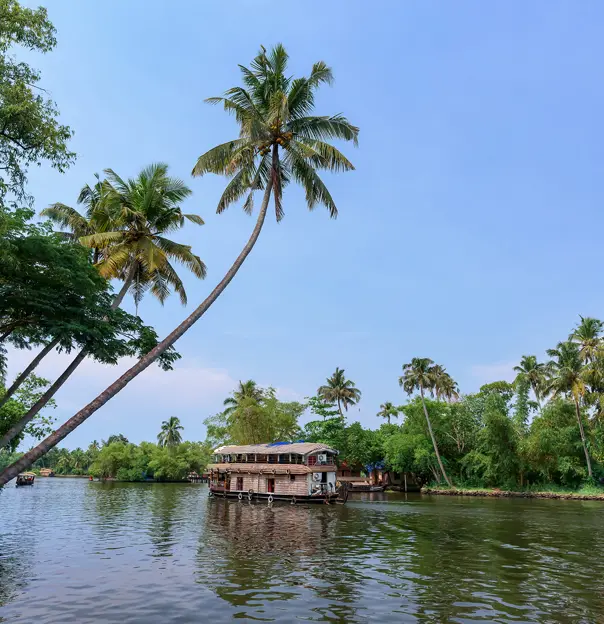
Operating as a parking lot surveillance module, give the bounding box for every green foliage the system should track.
[204,383,304,447]
[43,164,206,308]
[317,367,361,417]
[31,438,211,482]
[305,395,339,420]
[157,416,184,448]
[0,0,74,205]
[0,205,182,369]
[0,373,56,450]
[193,44,358,221]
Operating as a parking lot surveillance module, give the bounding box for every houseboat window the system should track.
[321,472,327,484]
[278,454,288,464]
[236,477,243,491]
[268,455,276,464]
[267,478,275,493]
[289,474,296,481]
[308,455,317,466]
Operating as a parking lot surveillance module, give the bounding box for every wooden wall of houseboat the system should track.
[228,474,310,497]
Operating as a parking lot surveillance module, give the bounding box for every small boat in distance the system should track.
[208,442,345,504]
[16,472,35,487]
[39,468,55,477]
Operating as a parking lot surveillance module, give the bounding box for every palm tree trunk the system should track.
[0,337,61,411]
[420,386,453,487]
[0,265,138,451]
[337,399,343,419]
[574,397,593,478]
[0,328,13,342]
[0,177,275,485]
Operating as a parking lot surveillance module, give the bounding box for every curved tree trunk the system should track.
[0,337,61,411]
[0,176,275,485]
[0,264,137,451]
[574,396,593,478]
[420,386,453,487]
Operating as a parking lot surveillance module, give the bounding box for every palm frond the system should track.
[289,115,359,146]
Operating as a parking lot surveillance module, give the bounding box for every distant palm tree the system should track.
[318,367,362,418]
[513,355,547,408]
[377,402,399,425]
[157,417,184,448]
[223,380,265,415]
[545,341,593,478]
[0,44,358,487]
[570,316,603,363]
[431,365,459,402]
[399,358,453,487]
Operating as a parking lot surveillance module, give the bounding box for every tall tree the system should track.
[377,401,399,425]
[513,355,547,408]
[318,367,362,418]
[157,417,184,448]
[570,316,603,363]
[545,341,593,478]
[0,45,357,485]
[223,380,265,415]
[0,0,74,206]
[399,358,453,487]
[431,364,460,402]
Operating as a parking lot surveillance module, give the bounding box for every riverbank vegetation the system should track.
[0,420,212,482]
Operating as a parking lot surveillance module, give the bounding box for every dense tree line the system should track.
[0,419,212,482]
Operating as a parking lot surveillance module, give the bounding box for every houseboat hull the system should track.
[209,487,340,503]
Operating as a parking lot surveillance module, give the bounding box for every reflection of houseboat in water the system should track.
[208,443,344,503]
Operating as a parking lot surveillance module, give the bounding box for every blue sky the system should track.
[10,1,604,448]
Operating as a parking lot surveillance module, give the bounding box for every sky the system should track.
[8,1,604,449]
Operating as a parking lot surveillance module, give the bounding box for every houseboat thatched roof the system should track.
[213,442,337,455]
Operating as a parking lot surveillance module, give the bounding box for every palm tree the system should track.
[223,380,265,415]
[513,355,547,408]
[0,44,357,486]
[318,367,362,418]
[157,417,184,448]
[399,358,453,487]
[570,316,603,363]
[0,165,206,452]
[377,402,399,425]
[545,341,593,478]
[431,365,460,402]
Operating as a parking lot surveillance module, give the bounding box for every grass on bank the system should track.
[422,481,604,497]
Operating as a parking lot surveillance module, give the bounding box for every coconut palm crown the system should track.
[192,44,358,221]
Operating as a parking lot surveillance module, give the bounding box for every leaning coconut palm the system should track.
[0,165,206,453]
[570,316,603,364]
[223,380,265,415]
[513,355,547,408]
[377,401,399,425]
[318,367,362,418]
[157,416,184,448]
[399,358,453,487]
[0,45,357,485]
[545,341,593,478]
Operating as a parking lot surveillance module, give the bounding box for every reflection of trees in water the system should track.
[196,500,366,622]
[147,484,181,558]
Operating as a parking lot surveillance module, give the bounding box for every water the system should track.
[1,480,604,623]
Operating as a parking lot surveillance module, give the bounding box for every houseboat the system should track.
[208,442,343,503]
[39,468,55,477]
[15,472,35,486]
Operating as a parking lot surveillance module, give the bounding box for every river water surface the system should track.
[1,479,604,622]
